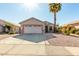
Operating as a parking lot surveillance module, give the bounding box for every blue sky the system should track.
[0,3,79,25]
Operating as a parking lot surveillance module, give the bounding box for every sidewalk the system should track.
[0,44,79,56]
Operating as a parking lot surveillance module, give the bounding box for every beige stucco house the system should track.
[62,20,79,32]
[0,19,7,33]
[19,17,54,34]
[10,23,20,33]
[0,19,20,33]
[69,21,79,29]
[63,20,79,29]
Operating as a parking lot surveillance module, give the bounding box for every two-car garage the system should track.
[23,25,43,34]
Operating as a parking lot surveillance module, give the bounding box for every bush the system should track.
[70,28,76,34]
[75,31,79,35]
[64,29,70,35]
[58,28,62,33]
[65,32,70,35]
[76,29,79,31]
[55,25,64,33]
[75,29,79,35]
[56,24,79,35]
[61,27,69,35]
[61,25,76,35]
[56,27,61,33]
[8,31,15,34]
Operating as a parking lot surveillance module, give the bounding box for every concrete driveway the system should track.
[13,34,47,43]
[0,34,49,44]
[48,33,79,47]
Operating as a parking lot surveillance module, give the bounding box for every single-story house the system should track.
[63,20,79,29]
[19,17,54,34]
[0,19,20,33]
[0,19,6,33]
[69,21,79,29]
[9,23,20,33]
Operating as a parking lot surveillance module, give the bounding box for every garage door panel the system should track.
[24,26,42,33]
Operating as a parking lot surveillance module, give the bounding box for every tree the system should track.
[4,24,12,33]
[49,3,62,33]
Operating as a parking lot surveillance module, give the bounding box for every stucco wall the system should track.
[0,20,6,26]
[70,23,79,29]
[21,19,44,25]
[74,25,79,29]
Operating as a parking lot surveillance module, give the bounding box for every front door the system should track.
[45,26,48,33]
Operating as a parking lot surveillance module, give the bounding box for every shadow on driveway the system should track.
[13,34,56,43]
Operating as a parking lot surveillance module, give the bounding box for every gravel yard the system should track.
[47,33,79,47]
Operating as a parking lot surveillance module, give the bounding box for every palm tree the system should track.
[49,3,62,33]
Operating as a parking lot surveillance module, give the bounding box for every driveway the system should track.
[13,34,47,43]
[0,34,49,44]
[48,33,79,47]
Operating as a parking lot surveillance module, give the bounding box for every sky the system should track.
[0,3,79,25]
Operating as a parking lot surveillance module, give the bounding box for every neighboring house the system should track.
[63,20,79,29]
[69,21,79,29]
[19,17,54,34]
[0,19,20,33]
[10,23,20,33]
[0,19,8,33]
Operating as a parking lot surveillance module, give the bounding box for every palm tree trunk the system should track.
[53,12,56,33]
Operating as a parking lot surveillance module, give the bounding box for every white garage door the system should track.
[24,26,42,33]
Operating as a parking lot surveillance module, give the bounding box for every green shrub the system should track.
[75,29,79,35]
[8,31,15,34]
[70,28,76,34]
[75,31,79,35]
[55,25,65,33]
[58,28,62,33]
[61,25,76,35]
[65,32,70,35]
[76,29,79,31]
[56,27,62,33]
[64,30,70,35]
